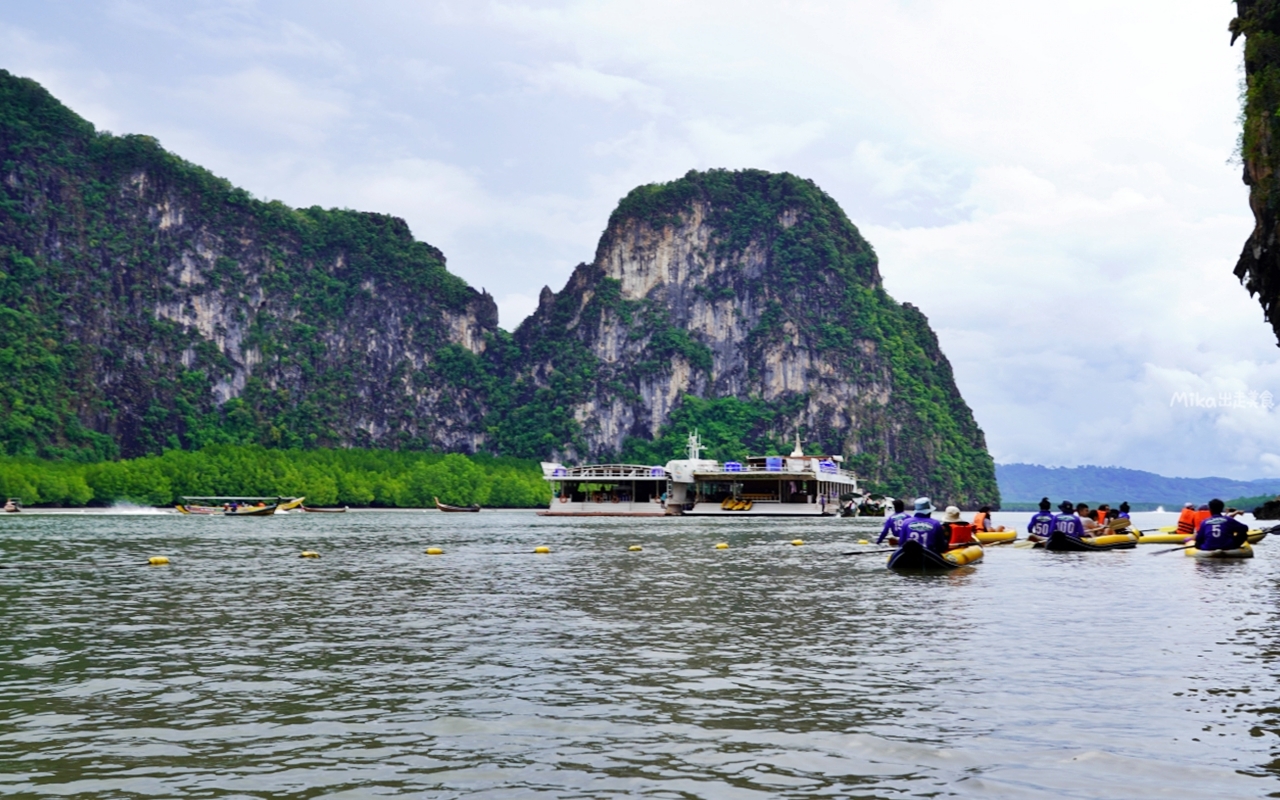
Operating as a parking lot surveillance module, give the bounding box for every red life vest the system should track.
[948,522,976,546]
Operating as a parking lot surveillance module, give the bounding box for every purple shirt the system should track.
[1194,514,1249,551]
[1027,511,1055,538]
[899,514,948,553]
[1052,513,1086,539]
[878,512,910,544]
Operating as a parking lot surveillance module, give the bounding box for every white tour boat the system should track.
[541,433,863,517]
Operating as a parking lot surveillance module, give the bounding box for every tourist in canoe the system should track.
[877,498,909,545]
[942,506,976,545]
[972,505,1005,532]
[1193,503,1212,531]
[1194,498,1250,552]
[1076,503,1104,533]
[1176,503,1197,537]
[1118,502,1131,519]
[1027,497,1055,542]
[1094,504,1111,525]
[1053,501,1089,540]
[897,497,949,555]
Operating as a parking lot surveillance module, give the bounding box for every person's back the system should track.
[1053,502,1086,539]
[1195,499,1249,551]
[1027,497,1055,539]
[899,497,947,554]
[1176,503,1196,536]
[877,499,909,544]
[1193,504,1212,531]
[973,509,990,532]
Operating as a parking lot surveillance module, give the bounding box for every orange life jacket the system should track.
[1193,508,1211,530]
[1096,510,1108,525]
[973,512,989,531]
[1176,508,1196,535]
[948,522,976,546]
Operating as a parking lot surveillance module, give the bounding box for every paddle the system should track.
[1149,543,1198,555]
[843,548,896,556]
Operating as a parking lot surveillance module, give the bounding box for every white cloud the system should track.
[6,0,1276,478]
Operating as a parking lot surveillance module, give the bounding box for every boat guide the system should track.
[541,432,865,517]
[3,497,20,513]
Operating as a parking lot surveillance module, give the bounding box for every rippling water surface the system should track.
[3,510,1280,798]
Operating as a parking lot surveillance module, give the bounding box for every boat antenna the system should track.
[687,430,705,460]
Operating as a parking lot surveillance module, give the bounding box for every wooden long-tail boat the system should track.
[434,496,480,512]
[302,506,348,513]
[224,503,277,516]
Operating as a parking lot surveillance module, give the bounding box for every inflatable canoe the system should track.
[1045,531,1137,552]
[975,530,1017,545]
[1185,543,1254,559]
[1137,532,1188,545]
[888,540,984,571]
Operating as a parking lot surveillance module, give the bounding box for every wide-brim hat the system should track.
[913,497,934,514]
[941,506,963,523]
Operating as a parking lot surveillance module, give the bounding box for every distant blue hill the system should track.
[996,464,1280,506]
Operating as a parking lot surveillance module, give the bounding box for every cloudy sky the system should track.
[3,1,1275,479]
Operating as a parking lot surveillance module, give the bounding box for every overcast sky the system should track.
[4,1,1276,479]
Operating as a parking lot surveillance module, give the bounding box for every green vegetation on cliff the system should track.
[1232,2,1280,339]
[0,446,549,508]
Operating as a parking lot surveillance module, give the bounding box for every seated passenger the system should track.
[1193,503,1212,531]
[1195,498,1249,551]
[1118,502,1131,519]
[898,497,949,555]
[1027,497,1055,541]
[1076,503,1103,532]
[1176,503,1197,537]
[877,498,909,545]
[1053,501,1088,539]
[942,505,975,546]
[972,505,1005,532]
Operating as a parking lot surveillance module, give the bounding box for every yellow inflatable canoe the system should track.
[944,544,985,566]
[1185,543,1253,559]
[1137,532,1188,545]
[975,530,1017,545]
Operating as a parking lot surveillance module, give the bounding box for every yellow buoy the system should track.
[534,546,551,554]
[791,539,805,546]
[148,556,169,566]
[425,547,444,555]
[628,545,642,551]
[715,542,729,549]
[857,539,870,545]
[300,551,320,558]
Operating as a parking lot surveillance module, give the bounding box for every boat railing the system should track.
[695,463,860,481]
[546,464,668,481]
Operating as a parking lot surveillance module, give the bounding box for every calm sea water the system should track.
[2,509,1279,799]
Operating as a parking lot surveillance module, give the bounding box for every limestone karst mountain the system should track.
[0,69,997,504]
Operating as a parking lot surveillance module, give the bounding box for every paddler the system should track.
[972,505,1005,532]
[1027,497,1055,542]
[1053,500,1088,539]
[1194,498,1249,552]
[1118,502,1131,519]
[877,498,909,545]
[1094,504,1111,525]
[1176,503,1197,537]
[1076,502,1103,533]
[897,497,949,555]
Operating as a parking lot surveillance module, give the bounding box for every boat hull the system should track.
[975,530,1016,545]
[888,540,984,571]
[683,501,834,517]
[1045,531,1136,551]
[224,504,277,516]
[301,506,348,513]
[540,500,668,517]
[1186,544,1254,559]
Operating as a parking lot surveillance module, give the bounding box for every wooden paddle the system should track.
[843,548,896,556]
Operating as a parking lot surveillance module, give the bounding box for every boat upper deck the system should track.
[691,456,858,485]
[542,463,668,482]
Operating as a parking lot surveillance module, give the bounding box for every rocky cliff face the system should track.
[0,70,498,457]
[1233,1,1280,338]
[0,71,997,504]
[510,170,997,505]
